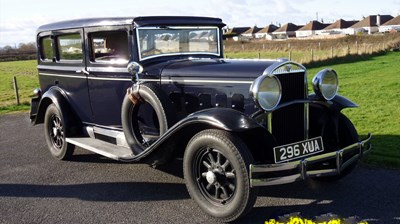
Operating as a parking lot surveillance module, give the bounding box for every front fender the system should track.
[309,94,358,111]
[121,108,266,163]
[185,108,263,131]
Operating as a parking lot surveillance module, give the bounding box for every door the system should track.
[37,29,92,123]
[84,26,133,127]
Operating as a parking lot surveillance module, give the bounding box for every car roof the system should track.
[37,16,225,33]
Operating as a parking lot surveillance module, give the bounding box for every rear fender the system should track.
[32,87,81,136]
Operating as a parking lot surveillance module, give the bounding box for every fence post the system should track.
[289,51,292,61]
[258,52,261,59]
[347,45,350,55]
[331,46,334,58]
[311,49,314,62]
[356,41,358,54]
[13,76,20,105]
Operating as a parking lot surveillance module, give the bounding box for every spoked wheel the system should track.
[183,129,258,222]
[49,114,64,149]
[44,104,75,160]
[194,148,237,204]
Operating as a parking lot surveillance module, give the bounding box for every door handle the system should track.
[76,69,90,75]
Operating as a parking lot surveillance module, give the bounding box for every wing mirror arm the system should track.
[127,62,144,84]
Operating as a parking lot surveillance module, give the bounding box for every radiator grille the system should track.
[272,72,306,145]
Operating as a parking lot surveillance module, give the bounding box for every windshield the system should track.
[136,27,220,60]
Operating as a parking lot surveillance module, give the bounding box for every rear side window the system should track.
[89,31,129,64]
[57,33,83,60]
[40,36,54,61]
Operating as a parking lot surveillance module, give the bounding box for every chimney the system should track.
[377,14,381,26]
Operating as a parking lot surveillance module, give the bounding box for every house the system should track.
[255,24,278,39]
[379,15,400,33]
[240,26,263,39]
[272,23,302,39]
[321,19,358,35]
[346,15,394,35]
[223,27,251,40]
[295,20,330,38]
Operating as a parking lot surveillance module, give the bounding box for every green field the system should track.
[306,52,400,168]
[0,60,38,113]
[0,52,399,168]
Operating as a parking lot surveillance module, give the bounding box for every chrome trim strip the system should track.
[87,67,128,73]
[263,61,307,76]
[88,77,131,81]
[161,78,253,84]
[38,73,132,81]
[267,113,272,133]
[249,133,372,187]
[38,65,83,71]
[39,73,86,79]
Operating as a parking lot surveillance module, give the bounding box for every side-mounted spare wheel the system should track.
[183,129,258,222]
[44,104,75,160]
[121,83,176,155]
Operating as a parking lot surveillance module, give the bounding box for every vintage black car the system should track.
[30,16,371,221]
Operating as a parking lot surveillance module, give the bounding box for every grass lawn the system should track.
[0,52,399,168]
[0,60,38,114]
[305,52,400,168]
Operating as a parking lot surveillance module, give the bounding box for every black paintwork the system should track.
[31,16,363,164]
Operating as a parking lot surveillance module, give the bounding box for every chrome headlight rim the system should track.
[250,75,282,112]
[312,68,339,101]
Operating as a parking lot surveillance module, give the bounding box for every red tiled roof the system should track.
[324,19,358,30]
[382,15,400,26]
[274,23,301,32]
[351,15,394,28]
[257,24,278,33]
[243,26,263,34]
[297,20,330,31]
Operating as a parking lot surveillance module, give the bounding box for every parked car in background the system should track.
[30,16,371,222]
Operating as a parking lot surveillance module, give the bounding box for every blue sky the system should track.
[0,0,399,46]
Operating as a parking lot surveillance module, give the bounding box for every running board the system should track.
[66,137,134,160]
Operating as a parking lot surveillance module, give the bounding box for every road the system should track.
[1,114,399,223]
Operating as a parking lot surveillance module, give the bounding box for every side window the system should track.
[57,33,83,61]
[89,31,129,64]
[40,36,54,61]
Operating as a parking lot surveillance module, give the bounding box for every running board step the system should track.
[66,137,133,160]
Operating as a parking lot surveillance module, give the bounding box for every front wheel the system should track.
[183,129,258,222]
[44,104,75,160]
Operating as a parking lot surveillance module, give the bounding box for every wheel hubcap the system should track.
[206,171,217,184]
[194,148,236,204]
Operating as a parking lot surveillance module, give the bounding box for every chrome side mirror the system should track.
[127,61,143,83]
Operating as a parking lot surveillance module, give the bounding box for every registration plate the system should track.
[274,137,324,163]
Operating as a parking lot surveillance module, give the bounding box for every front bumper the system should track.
[249,133,372,187]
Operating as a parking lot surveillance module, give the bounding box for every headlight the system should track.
[312,69,339,101]
[250,75,282,111]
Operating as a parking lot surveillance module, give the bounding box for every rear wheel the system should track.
[183,129,258,222]
[44,104,75,160]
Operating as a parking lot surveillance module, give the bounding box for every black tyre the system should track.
[44,104,75,160]
[121,83,176,155]
[315,113,359,181]
[183,129,258,222]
